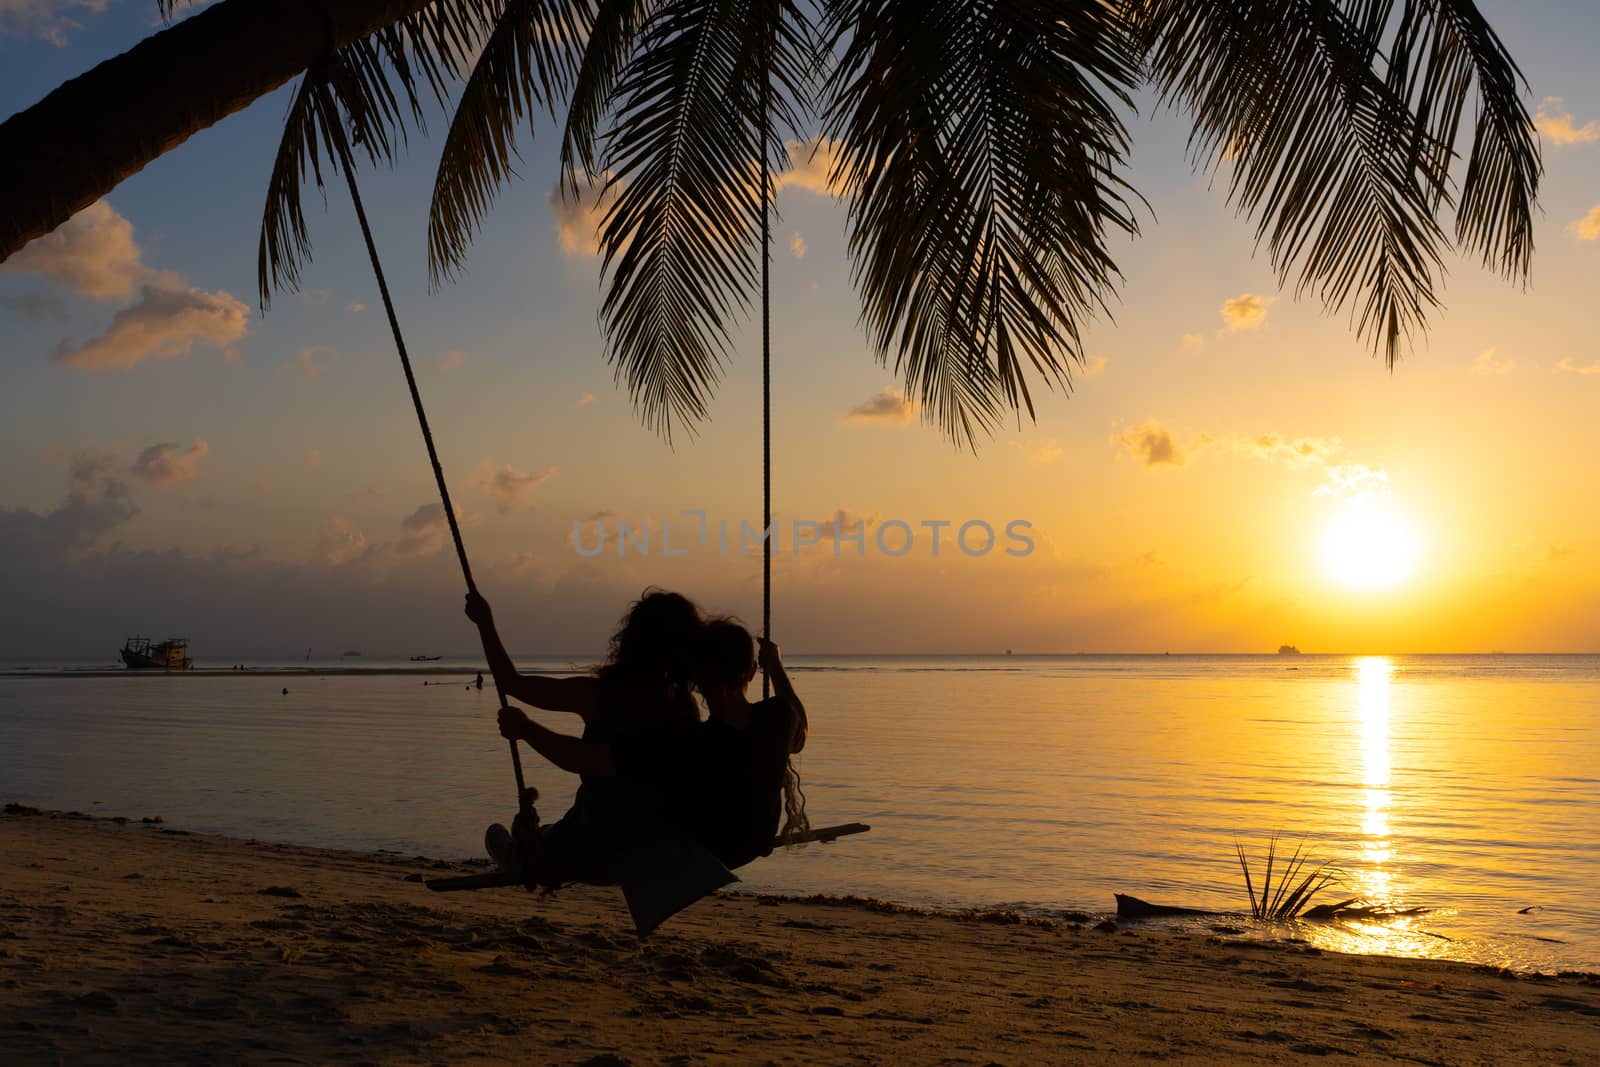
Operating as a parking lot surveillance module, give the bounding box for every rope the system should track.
[325,92,529,819]
[760,19,772,700]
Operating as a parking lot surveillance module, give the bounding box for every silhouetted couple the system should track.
[465,590,808,934]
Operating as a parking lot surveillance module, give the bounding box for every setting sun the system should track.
[1320,505,1423,593]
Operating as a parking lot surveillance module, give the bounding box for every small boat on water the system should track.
[1278,644,1302,655]
[121,636,193,671]
[409,655,442,661]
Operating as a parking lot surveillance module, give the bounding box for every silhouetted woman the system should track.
[466,589,704,884]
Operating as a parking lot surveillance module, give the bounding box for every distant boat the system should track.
[342,650,362,657]
[1278,644,1302,655]
[121,635,192,671]
[409,655,442,662]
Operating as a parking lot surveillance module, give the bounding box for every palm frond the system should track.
[1134,0,1538,368]
[1423,0,1539,278]
[595,0,818,442]
[823,0,1142,447]
[428,0,595,284]
[559,0,657,192]
[255,0,498,308]
[257,73,328,309]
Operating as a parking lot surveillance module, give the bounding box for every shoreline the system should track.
[4,807,1598,1064]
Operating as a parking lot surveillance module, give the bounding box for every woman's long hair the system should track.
[596,589,704,712]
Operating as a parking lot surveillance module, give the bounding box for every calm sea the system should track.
[2,654,1596,973]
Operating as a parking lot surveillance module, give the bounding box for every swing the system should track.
[315,31,867,926]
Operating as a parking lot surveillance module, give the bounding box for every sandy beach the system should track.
[1,809,1596,1065]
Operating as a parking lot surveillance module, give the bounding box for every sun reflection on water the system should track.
[1303,656,1459,964]
[1356,657,1394,904]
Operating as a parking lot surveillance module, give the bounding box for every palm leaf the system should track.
[255,1,498,308]
[427,0,594,284]
[594,0,819,442]
[823,0,1142,447]
[559,0,657,194]
[1134,0,1538,367]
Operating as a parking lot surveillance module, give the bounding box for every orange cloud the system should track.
[318,517,368,564]
[841,388,915,426]
[478,462,556,515]
[778,137,845,196]
[52,282,249,370]
[1534,98,1599,146]
[1570,205,1600,241]
[549,173,622,257]
[1471,348,1516,377]
[1219,293,1274,333]
[2,199,142,298]
[129,439,209,486]
[0,1,110,46]
[1115,420,1186,467]
[1556,357,1600,376]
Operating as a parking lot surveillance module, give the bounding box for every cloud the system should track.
[1313,463,1389,501]
[348,302,367,313]
[306,450,322,468]
[549,174,622,257]
[51,281,250,370]
[394,502,473,558]
[0,0,108,46]
[7,201,251,370]
[778,137,845,196]
[290,344,333,380]
[478,462,556,515]
[1245,432,1342,470]
[437,350,468,373]
[1471,347,1516,377]
[789,232,808,259]
[1534,98,1599,146]
[1556,357,1600,376]
[1180,332,1206,353]
[841,388,915,425]
[1219,293,1274,333]
[577,392,595,408]
[819,511,883,543]
[1114,420,1187,467]
[1083,355,1107,378]
[129,439,209,486]
[0,476,139,557]
[69,450,117,488]
[1010,438,1063,463]
[318,517,368,565]
[564,510,663,551]
[1570,205,1600,241]
[2,199,144,298]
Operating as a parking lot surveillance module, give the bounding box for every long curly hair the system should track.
[596,589,705,712]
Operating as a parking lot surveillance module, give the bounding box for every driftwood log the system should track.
[1113,893,1226,919]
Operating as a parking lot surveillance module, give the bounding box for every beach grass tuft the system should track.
[1234,833,1340,921]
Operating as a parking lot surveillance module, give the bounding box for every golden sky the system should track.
[0,3,1595,655]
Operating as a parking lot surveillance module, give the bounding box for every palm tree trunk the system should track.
[0,0,438,263]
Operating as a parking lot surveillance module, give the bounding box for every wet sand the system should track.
[2,809,1597,1065]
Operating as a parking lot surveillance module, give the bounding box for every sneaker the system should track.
[484,822,518,873]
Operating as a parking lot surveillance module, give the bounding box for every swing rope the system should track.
[759,17,773,700]
[325,92,530,821]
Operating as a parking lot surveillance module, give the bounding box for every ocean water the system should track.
[2,654,1596,973]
